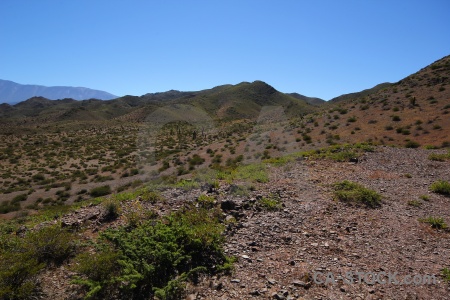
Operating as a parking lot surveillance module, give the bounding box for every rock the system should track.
[221,199,237,210]
[271,292,286,300]
[241,254,250,260]
[268,278,277,285]
[185,294,197,300]
[230,278,240,283]
[212,281,223,290]
[292,280,308,288]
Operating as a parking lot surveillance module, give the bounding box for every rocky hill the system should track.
[298,55,450,148]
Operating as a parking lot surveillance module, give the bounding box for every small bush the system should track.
[419,195,430,201]
[419,216,447,229]
[428,151,450,161]
[0,201,20,214]
[196,194,215,209]
[407,200,422,207]
[442,268,450,283]
[392,115,401,121]
[334,180,382,208]
[12,194,27,203]
[0,251,43,299]
[430,180,450,196]
[32,173,45,182]
[103,198,121,219]
[72,207,231,299]
[73,250,121,282]
[90,185,112,197]
[258,194,282,211]
[25,225,75,264]
[0,225,76,299]
[405,141,420,148]
[141,190,164,203]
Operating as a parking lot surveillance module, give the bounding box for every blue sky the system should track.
[1,1,449,100]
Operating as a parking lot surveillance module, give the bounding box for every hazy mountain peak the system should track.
[0,79,118,104]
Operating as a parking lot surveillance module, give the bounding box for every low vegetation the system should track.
[258,193,282,211]
[419,216,448,229]
[0,225,76,299]
[333,180,382,208]
[443,268,450,283]
[90,185,112,197]
[71,206,232,299]
[430,180,450,196]
[428,150,450,161]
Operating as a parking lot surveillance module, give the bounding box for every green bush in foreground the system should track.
[430,180,450,196]
[0,225,76,299]
[334,180,382,208]
[71,207,232,299]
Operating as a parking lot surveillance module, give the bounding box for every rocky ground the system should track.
[36,146,450,299]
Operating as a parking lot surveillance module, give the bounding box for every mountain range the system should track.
[0,79,118,104]
[0,54,449,147]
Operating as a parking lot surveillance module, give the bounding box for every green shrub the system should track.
[258,194,282,211]
[90,185,112,197]
[0,225,75,299]
[188,154,205,167]
[32,173,45,182]
[196,194,215,209]
[175,179,200,191]
[419,216,447,229]
[25,225,76,265]
[12,194,27,203]
[430,180,450,196]
[0,251,43,300]
[442,268,450,283]
[0,201,20,214]
[235,163,269,183]
[424,145,438,149]
[419,195,430,201]
[72,207,231,299]
[392,115,401,121]
[71,250,122,299]
[428,151,450,161]
[334,180,382,208]
[103,198,121,219]
[298,143,373,162]
[405,140,420,148]
[141,190,164,203]
[407,200,422,207]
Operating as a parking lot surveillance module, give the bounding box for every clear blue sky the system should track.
[1,0,449,100]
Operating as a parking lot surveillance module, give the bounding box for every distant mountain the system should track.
[0,79,118,104]
[0,81,318,122]
[287,93,325,106]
